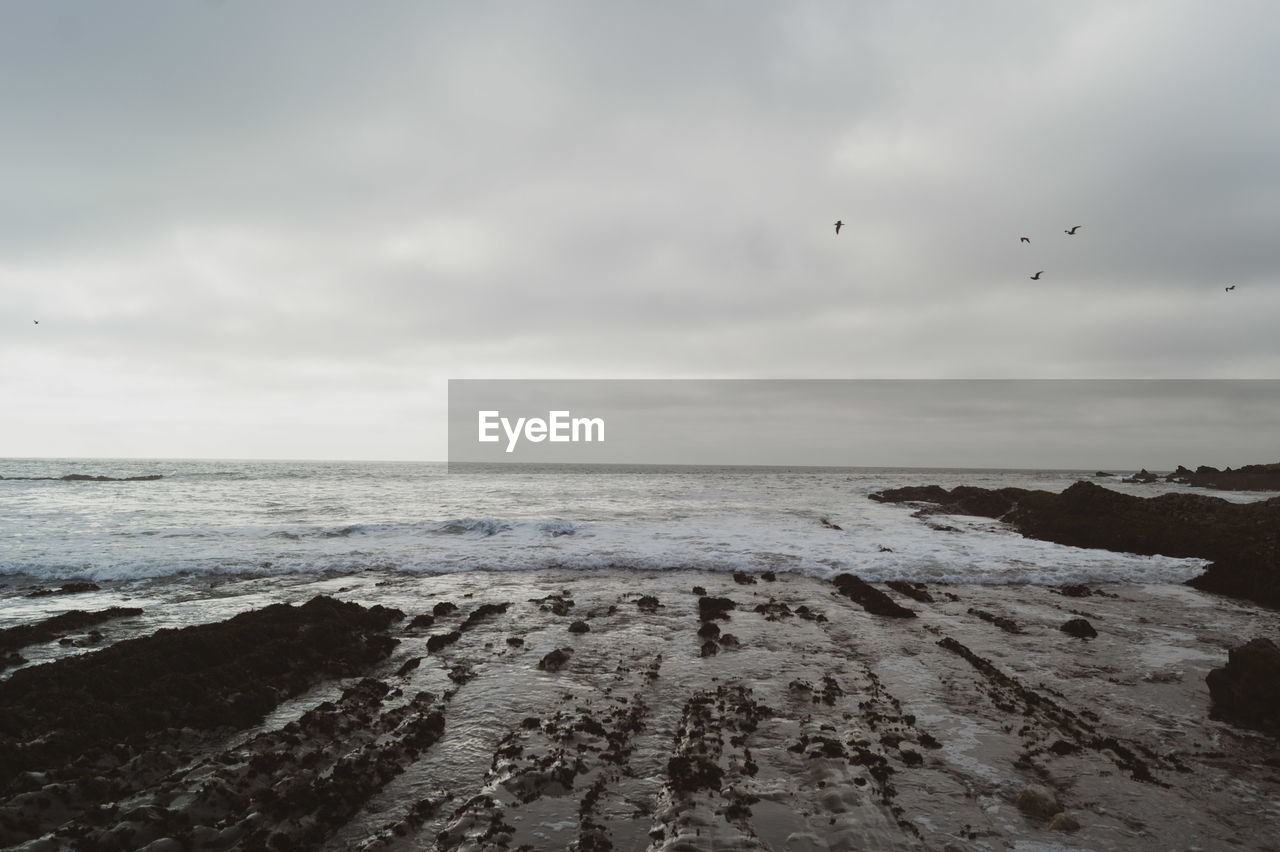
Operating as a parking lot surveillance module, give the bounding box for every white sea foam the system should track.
[0,459,1249,584]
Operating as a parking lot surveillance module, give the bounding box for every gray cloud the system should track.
[3,1,1278,460]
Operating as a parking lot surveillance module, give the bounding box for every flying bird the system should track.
[1020,237,1030,243]
[33,320,38,325]
[1065,225,1082,235]
[834,220,844,234]
[1225,285,1236,292]
[1030,271,1044,280]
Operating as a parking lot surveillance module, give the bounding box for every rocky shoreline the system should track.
[870,479,1280,609]
[2,567,1279,850]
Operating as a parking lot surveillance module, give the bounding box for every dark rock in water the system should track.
[426,631,461,652]
[26,581,101,598]
[870,484,1021,519]
[698,596,735,622]
[700,640,719,657]
[761,571,777,582]
[529,594,574,615]
[691,586,707,596]
[819,517,843,531]
[969,608,1021,634]
[872,479,1280,609]
[1095,471,1115,477]
[1206,637,1280,732]
[1061,618,1098,639]
[0,606,143,656]
[697,622,721,640]
[1122,469,1160,483]
[432,601,458,617]
[537,648,572,672]
[460,602,510,630]
[568,620,590,634]
[506,636,524,647]
[395,657,422,677]
[407,613,435,630]
[635,595,661,613]
[1166,462,1280,491]
[870,484,951,504]
[831,574,916,618]
[732,571,756,585]
[1057,584,1094,597]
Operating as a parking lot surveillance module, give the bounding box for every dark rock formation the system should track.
[635,595,661,613]
[537,648,572,672]
[969,608,1021,634]
[831,574,916,618]
[1122,469,1159,483]
[871,480,1280,608]
[1061,618,1098,639]
[0,607,143,658]
[697,596,735,622]
[1166,462,1280,492]
[25,581,100,597]
[0,596,400,787]
[1205,637,1280,732]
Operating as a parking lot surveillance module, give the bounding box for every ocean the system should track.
[1,457,1245,588]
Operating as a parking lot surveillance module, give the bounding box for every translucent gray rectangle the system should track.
[447,379,1279,470]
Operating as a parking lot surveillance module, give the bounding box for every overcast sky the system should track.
[3,2,1278,463]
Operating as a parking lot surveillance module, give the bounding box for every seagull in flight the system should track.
[1065,225,1082,235]
[834,220,844,234]
[33,320,39,325]
[1030,271,1044,280]
[1020,237,1030,243]
[1225,285,1236,292]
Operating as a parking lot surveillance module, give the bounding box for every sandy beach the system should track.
[3,567,1278,851]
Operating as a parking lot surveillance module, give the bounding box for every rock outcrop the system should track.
[871,480,1280,608]
[1205,637,1280,733]
[1165,462,1280,492]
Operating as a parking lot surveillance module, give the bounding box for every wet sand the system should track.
[2,568,1279,851]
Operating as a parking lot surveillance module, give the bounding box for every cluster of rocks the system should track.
[1105,462,1280,491]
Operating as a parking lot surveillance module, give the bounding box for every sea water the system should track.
[4,457,1261,589]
